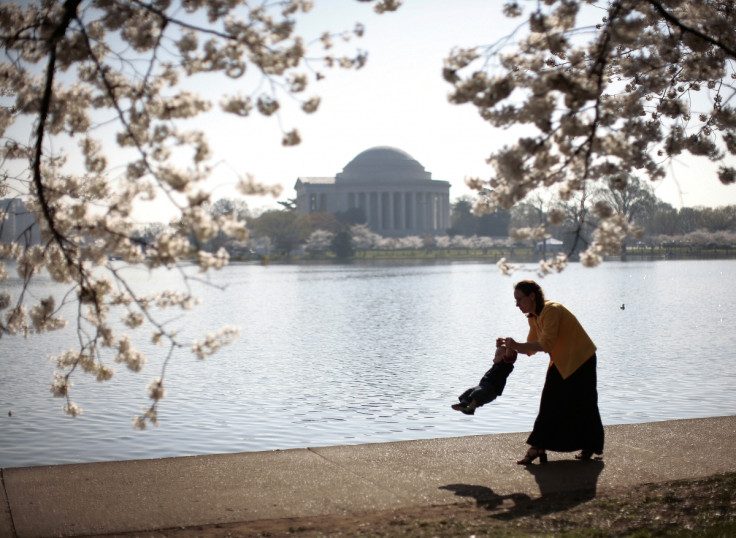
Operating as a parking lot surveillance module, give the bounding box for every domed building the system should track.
[294,146,451,237]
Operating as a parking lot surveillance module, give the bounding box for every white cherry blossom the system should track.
[448,0,735,266]
[1,0,396,427]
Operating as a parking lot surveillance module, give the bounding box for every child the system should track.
[452,345,518,415]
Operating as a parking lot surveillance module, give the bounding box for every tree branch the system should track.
[648,0,736,59]
[33,0,83,254]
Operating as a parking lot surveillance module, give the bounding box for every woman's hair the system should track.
[515,279,545,316]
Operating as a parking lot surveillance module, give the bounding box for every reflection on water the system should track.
[2,259,736,468]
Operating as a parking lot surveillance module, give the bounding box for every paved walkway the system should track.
[2,416,735,538]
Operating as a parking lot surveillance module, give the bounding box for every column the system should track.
[426,193,433,231]
[397,192,405,231]
[376,192,383,232]
[419,193,425,232]
[388,192,395,231]
[443,193,450,232]
[382,192,390,230]
[370,191,379,230]
[407,192,416,231]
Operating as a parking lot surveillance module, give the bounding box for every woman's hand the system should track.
[506,339,544,355]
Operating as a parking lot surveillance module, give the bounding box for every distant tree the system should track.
[510,195,547,232]
[548,193,595,256]
[397,235,423,250]
[660,229,736,251]
[450,196,510,237]
[435,235,451,249]
[422,234,436,252]
[448,0,736,269]
[596,176,657,225]
[305,229,334,254]
[711,230,736,248]
[350,224,380,254]
[450,234,471,251]
[594,175,657,254]
[676,207,705,234]
[508,194,554,255]
[449,197,477,236]
[308,212,343,233]
[201,198,252,252]
[131,222,169,247]
[641,201,679,236]
[209,198,251,221]
[475,235,496,253]
[252,210,312,255]
[700,206,736,231]
[330,230,355,259]
[476,210,511,237]
[375,236,398,250]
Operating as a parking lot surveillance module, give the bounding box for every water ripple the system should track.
[2,260,736,467]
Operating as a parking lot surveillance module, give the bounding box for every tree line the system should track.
[134,180,736,261]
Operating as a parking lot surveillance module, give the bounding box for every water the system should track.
[2,259,735,468]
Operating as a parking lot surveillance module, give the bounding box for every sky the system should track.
[8,0,736,220]
[183,0,736,218]
[190,0,516,216]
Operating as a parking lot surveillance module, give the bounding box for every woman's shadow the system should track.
[440,459,604,520]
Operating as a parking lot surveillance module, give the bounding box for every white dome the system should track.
[336,146,431,182]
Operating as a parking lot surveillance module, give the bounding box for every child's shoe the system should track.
[451,403,475,415]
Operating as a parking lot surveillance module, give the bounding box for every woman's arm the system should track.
[505,337,544,355]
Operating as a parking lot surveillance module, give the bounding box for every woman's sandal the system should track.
[575,449,594,460]
[517,447,548,465]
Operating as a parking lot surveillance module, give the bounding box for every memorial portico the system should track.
[294,147,451,237]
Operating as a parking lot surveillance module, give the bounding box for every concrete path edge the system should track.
[2,416,735,538]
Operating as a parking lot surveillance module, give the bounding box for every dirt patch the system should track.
[98,472,736,537]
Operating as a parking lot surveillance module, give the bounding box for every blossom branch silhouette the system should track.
[448,0,736,273]
[1,0,398,427]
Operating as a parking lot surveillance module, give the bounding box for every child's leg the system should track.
[452,384,500,415]
[467,384,500,408]
[450,387,475,415]
[453,357,507,416]
[457,387,474,405]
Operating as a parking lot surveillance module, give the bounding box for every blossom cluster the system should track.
[580,213,643,267]
[0,0,398,426]
[449,0,736,266]
[327,225,514,254]
[191,326,240,360]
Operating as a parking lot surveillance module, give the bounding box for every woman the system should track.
[503,279,604,464]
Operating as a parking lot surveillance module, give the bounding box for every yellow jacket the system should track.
[526,301,597,379]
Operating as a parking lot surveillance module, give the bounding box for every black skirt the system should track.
[526,354,604,454]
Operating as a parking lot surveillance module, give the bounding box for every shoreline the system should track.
[0,413,728,471]
[3,415,735,537]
